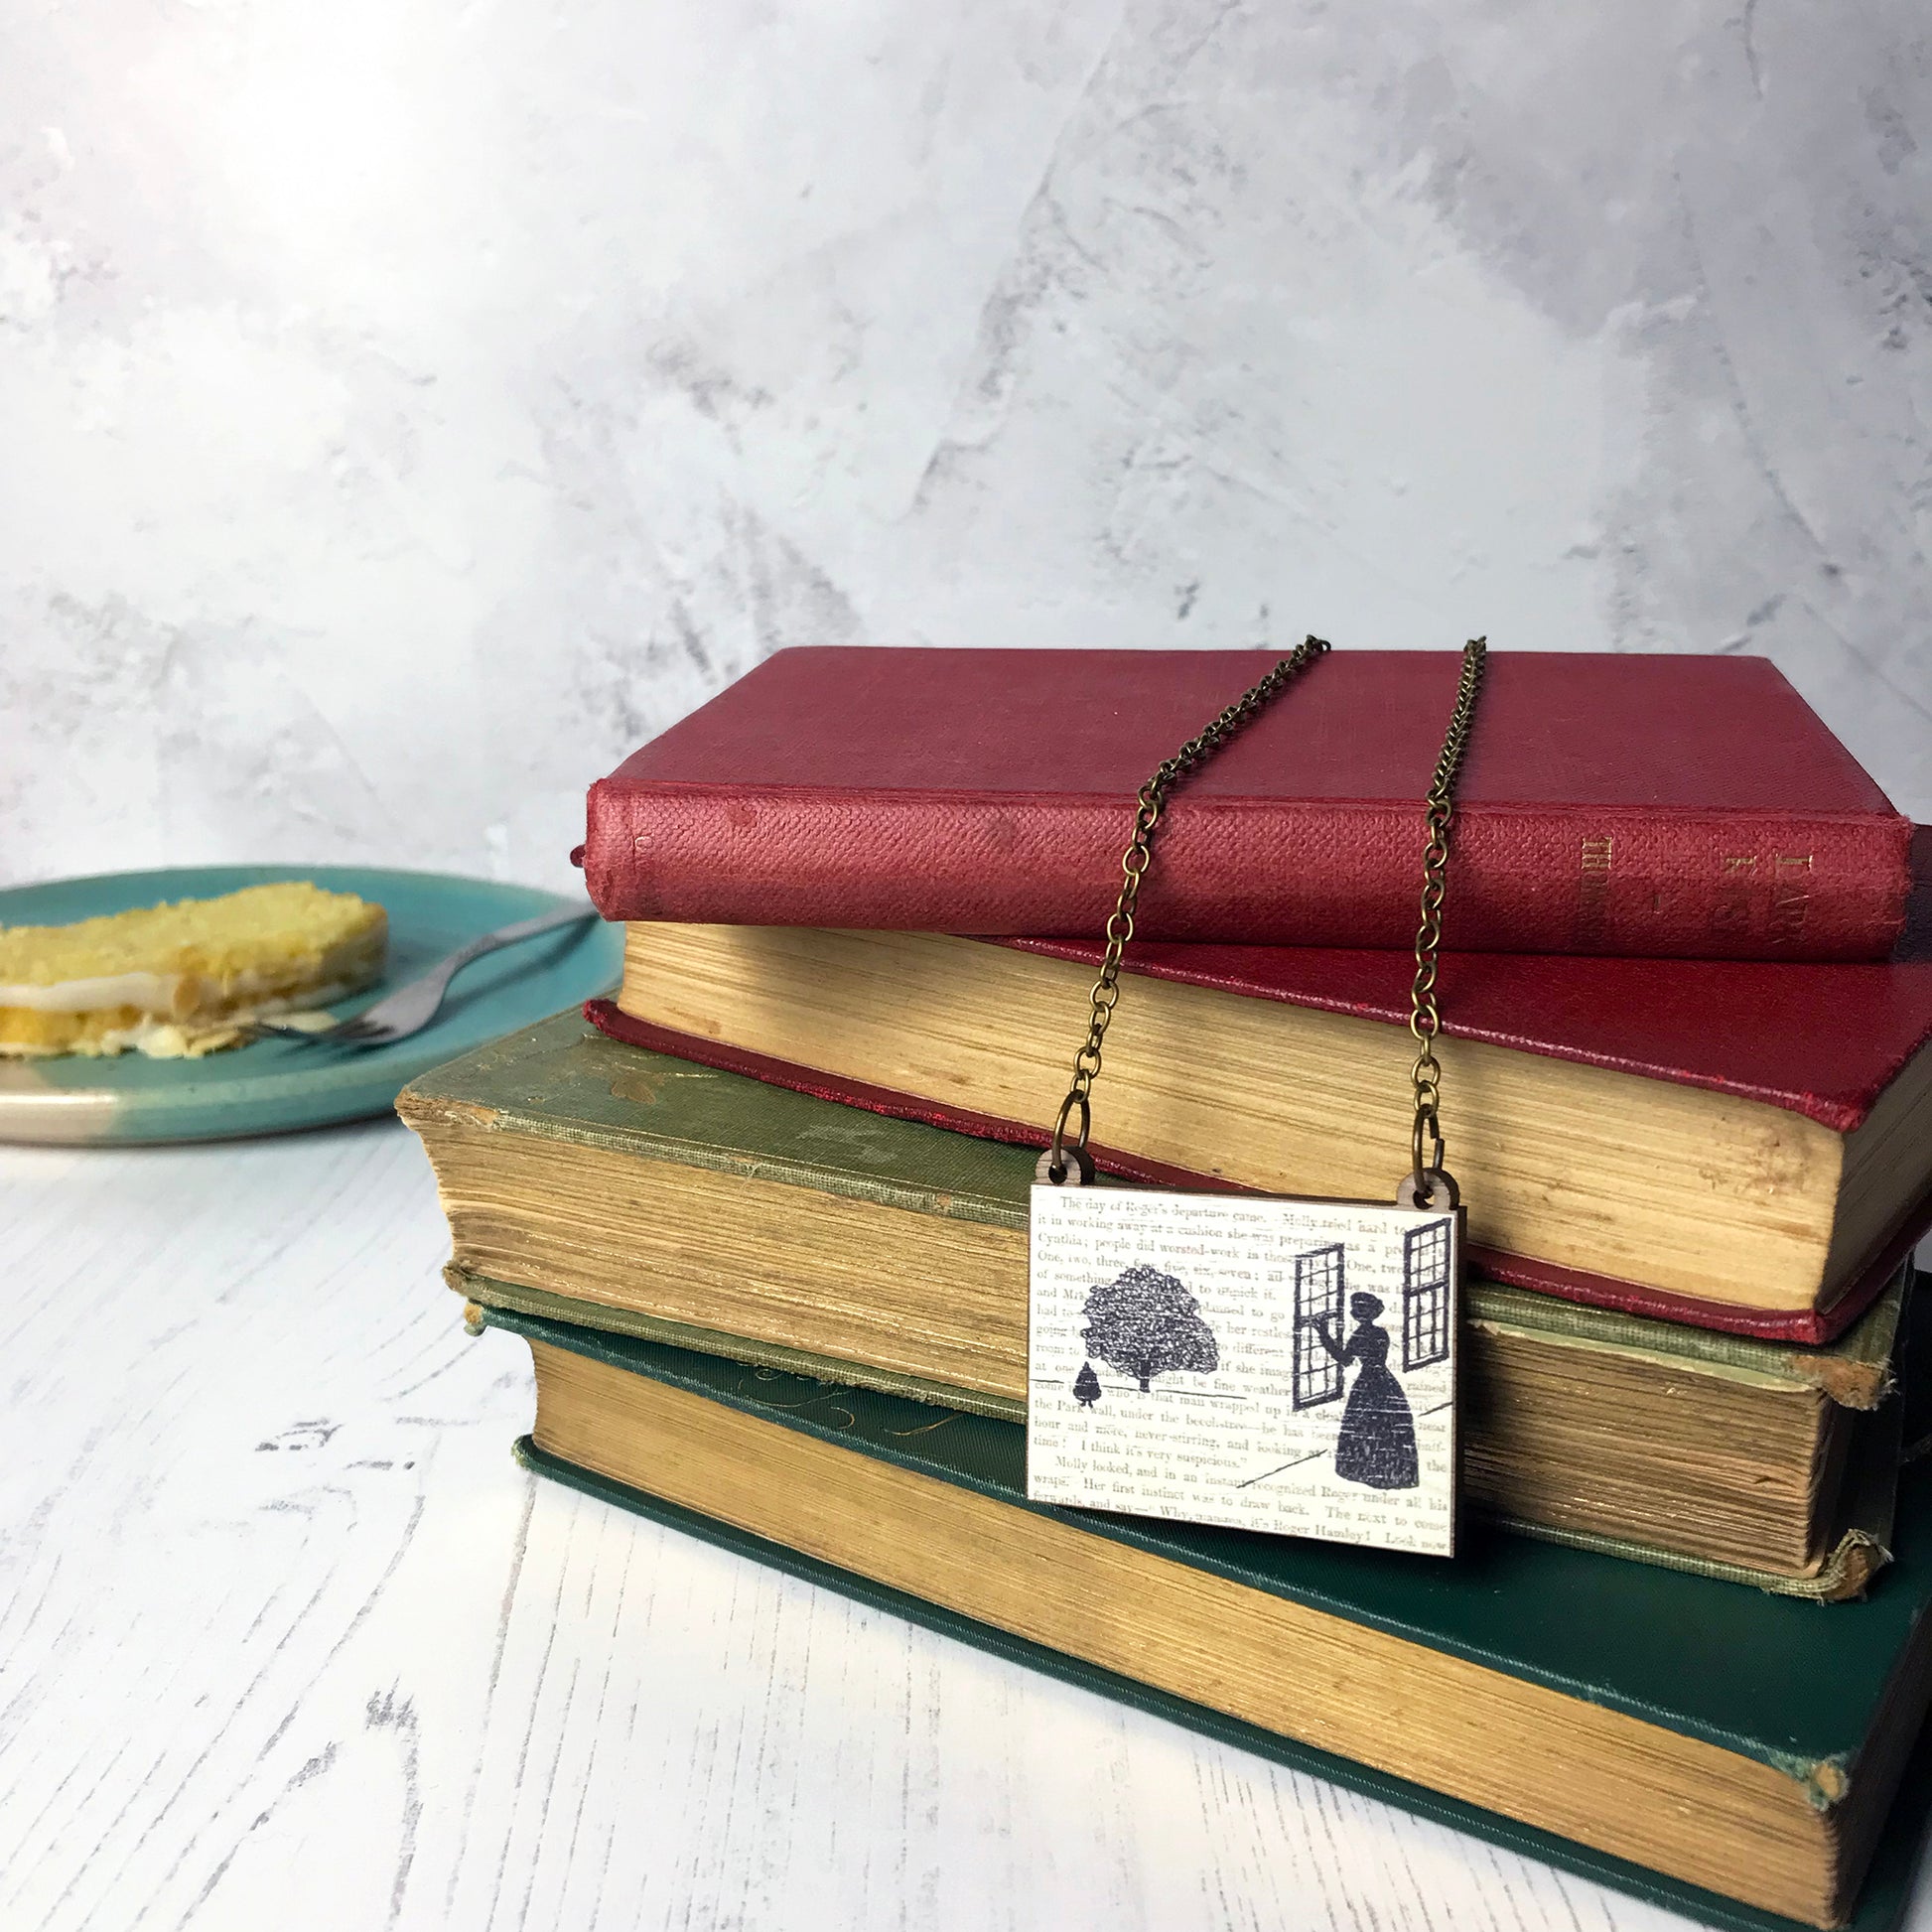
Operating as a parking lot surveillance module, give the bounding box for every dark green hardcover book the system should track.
[478,1302,1932,1932]
[403,1011,1909,1596]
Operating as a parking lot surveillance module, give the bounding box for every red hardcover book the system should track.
[583,647,1911,960]
[586,836,1932,1345]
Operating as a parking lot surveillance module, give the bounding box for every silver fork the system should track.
[251,898,601,1047]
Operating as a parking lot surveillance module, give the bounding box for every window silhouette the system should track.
[1292,1243,1346,1410]
[1402,1219,1452,1371]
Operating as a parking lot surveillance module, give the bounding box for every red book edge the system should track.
[583,998,1930,1346]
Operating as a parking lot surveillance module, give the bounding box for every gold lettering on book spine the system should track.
[1769,852,1813,946]
[1713,853,1757,935]
[1577,835,1613,945]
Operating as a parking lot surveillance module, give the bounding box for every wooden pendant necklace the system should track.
[1026,637,1487,1557]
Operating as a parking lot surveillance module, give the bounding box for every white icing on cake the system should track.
[0,971,184,1014]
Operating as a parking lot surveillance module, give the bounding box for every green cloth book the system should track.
[480,1301,1932,1932]
[401,1011,1909,1596]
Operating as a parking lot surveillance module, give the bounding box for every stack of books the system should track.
[404,647,1932,1930]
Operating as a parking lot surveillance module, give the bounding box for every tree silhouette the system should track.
[1080,1263,1219,1392]
[1073,1360,1102,1406]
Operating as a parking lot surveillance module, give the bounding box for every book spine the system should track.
[585,782,1911,960]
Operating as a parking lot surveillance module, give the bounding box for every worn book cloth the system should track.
[581,648,1912,958]
[482,1304,1932,1931]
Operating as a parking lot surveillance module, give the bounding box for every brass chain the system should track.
[1044,634,1331,1180]
[1043,634,1489,1205]
[1407,637,1486,1195]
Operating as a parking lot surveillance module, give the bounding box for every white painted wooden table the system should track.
[3,1119,1925,1932]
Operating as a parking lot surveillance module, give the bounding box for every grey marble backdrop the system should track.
[3,0,1929,891]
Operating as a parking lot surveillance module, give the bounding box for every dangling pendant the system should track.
[1027,1153,1461,1558]
[1019,634,1482,1558]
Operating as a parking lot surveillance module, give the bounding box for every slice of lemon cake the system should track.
[0,882,387,1058]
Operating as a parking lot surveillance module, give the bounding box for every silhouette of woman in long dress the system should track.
[1316,1292,1419,1489]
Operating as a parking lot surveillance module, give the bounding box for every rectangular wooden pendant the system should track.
[1028,1185,1459,1557]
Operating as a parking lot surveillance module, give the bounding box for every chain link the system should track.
[1043,635,1489,1203]
[1044,634,1331,1180]
[1407,638,1486,1195]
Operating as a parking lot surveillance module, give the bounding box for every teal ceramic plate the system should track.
[0,865,621,1145]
